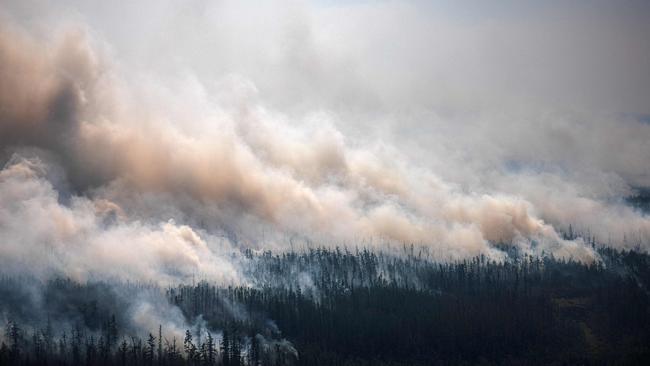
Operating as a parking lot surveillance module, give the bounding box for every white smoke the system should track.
[1,0,649,288]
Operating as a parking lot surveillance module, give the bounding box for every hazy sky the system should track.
[1,1,650,284]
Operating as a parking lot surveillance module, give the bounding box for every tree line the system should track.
[1,246,649,365]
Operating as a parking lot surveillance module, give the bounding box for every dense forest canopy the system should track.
[1,246,649,365]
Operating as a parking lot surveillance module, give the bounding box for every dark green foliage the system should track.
[0,247,649,365]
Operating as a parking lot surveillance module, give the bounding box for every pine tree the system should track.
[71,326,82,366]
[107,314,118,349]
[32,330,43,364]
[86,335,97,366]
[59,332,68,364]
[184,329,197,364]
[98,336,110,365]
[145,333,156,366]
[249,334,260,366]
[166,337,179,364]
[231,327,241,366]
[43,316,53,356]
[5,320,22,361]
[221,328,230,366]
[118,339,128,366]
[204,332,215,366]
[130,336,142,365]
[158,325,163,365]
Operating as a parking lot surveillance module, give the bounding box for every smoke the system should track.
[1,1,650,288]
[0,154,242,285]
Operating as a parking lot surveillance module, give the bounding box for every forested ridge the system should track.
[1,246,649,365]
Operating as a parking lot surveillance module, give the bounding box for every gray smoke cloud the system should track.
[1,0,650,292]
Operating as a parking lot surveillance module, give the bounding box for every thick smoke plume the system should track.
[0,22,604,268]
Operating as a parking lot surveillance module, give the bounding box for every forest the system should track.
[0,245,649,366]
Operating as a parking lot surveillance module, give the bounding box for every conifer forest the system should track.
[2,245,649,365]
